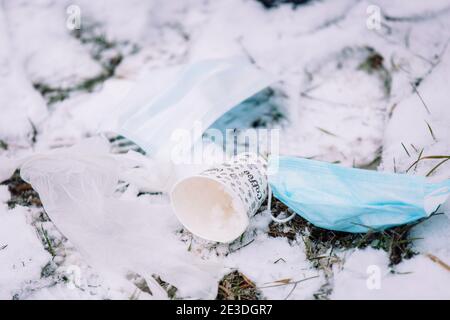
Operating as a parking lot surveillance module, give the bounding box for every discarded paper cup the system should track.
[170,153,268,243]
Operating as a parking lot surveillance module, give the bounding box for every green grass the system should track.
[39,224,56,257]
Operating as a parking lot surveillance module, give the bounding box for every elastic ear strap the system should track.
[267,184,296,223]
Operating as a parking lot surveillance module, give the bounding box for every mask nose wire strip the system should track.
[267,184,296,223]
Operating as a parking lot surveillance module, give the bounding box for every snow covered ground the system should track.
[0,0,449,299]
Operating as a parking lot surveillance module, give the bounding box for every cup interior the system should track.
[171,176,249,243]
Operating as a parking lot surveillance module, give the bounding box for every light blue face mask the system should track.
[267,156,450,233]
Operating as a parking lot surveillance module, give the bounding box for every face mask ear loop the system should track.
[267,184,296,223]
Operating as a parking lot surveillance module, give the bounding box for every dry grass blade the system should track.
[414,148,424,171]
[216,271,261,300]
[258,275,319,289]
[241,273,256,288]
[401,142,411,157]
[316,127,338,137]
[411,83,431,114]
[229,239,255,253]
[284,283,298,300]
[426,253,450,272]
[269,278,292,285]
[218,285,234,298]
[406,155,450,173]
[426,158,450,177]
[425,121,437,141]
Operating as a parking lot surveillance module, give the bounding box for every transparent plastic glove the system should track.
[20,137,222,298]
[113,139,226,193]
[113,150,174,192]
[268,156,450,233]
[111,57,274,158]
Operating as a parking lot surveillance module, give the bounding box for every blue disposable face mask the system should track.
[267,156,450,233]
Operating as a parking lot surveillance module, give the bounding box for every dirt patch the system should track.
[268,198,428,266]
[1,170,42,208]
[216,270,262,300]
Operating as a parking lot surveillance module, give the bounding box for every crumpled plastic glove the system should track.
[19,137,223,299]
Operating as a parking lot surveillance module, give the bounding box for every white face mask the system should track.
[111,57,275,158]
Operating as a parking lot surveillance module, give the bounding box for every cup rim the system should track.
[170,175,250,243]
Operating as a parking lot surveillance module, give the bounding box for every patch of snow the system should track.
[4,0,102,88]
[226,235,324,300]
[0,185,9,203]
[411,201,450,270]
[0,205,51,299]
[331,248,450,299]
[0,7,48,145]
[382,43,450,178]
